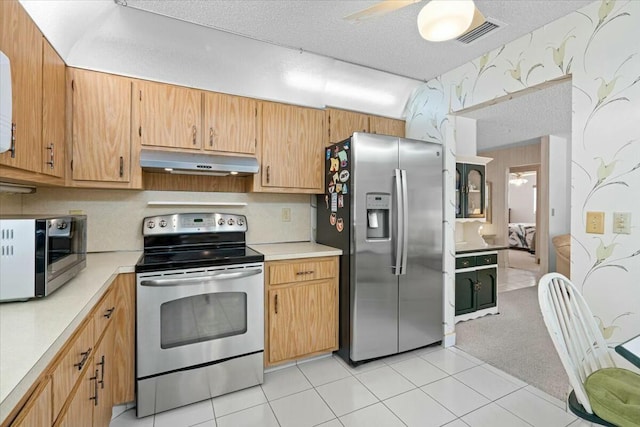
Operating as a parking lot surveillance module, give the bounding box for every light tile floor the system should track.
[110,347,590,427]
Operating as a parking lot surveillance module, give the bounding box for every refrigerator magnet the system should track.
[344,141,350,150]
[336,183,343,193]
[342,184,348,194]
[337,151,347,162]
[326,148,331,159]
[334,146,340,155]
[333,173,340,184]
[339,170,350,182]
[325,195,329,209]
[341,159,348,168]
[336,218,344,232]
[330,158,339,172]
[338,195,344,208]
[331,193,338,212]
[328,182,335,193]
[330,213,337,226]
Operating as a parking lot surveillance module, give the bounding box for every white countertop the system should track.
[0,251,141,424]
[455,243,508,254]
[249,242,342,261]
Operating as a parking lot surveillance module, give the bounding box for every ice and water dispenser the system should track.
[366,193,390,240]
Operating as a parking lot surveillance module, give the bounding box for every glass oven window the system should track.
[160,292,248,349]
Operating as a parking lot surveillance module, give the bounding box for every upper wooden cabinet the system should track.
[41,40,66,178]
[70,69,132,183]
[135,80,202,150]
[203,92,257,154]
[0,0,43,173]
[326,108,369,145]
[370,116,405,138]
[258,101,324,192]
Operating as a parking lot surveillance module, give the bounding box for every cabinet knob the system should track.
[119,156,124,177]
[266,166,270,183]
[209,127,214,146]
[192,125,197,145]
[10,123,16,158]
[274,294,278,314]
[461,260,469,267]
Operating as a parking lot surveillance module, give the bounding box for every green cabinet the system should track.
[456,163,486,219]
[455,253,497,316]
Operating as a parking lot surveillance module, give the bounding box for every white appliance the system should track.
[0,51,11,153]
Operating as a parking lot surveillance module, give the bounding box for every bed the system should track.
[508,223,536,253]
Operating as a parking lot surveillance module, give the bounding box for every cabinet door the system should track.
[327,108,369,145]
[455,271,476,315]
[268,280,337,363]
[464,164,485,218]
[203,92,256,154]
[11,377,52,427]
[369,116,405,137]
[136,80,201,149]
[0,0,43,172]
[54,363,95,427]
[261,102,324,190]
[476,267,497,310]
[112,274,135,405]
[71,69,131,182]
[92,325,115,427]
[41,39,65,178]
[455,163,463,218]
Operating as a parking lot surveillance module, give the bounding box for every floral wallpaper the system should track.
[405,0,640,352]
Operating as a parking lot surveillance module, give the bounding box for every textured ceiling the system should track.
[462,80,572,151]
[125,0,592,81]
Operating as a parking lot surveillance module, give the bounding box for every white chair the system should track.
[538,273,617,425]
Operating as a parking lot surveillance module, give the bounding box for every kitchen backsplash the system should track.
[1,188,311,252]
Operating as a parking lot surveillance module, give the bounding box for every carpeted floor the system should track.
[455,286,571,401]
[508,249,540,273]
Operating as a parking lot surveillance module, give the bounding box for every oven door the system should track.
[136,263,264,379]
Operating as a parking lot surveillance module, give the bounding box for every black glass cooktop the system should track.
[136,246,264,273]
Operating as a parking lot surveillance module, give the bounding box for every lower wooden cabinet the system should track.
[5,274,135,427]
[10,378,52,427]
[265,257,339,366]
[455,252,498,319]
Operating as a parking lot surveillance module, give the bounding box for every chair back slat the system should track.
[538,273,616,414]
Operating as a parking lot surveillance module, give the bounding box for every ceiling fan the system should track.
[344,0,486,42]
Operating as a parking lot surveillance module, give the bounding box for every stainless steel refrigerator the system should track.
[317,132,443,365]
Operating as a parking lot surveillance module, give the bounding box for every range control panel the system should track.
[142,213,247,235]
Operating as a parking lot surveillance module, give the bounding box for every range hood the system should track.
[140,149,259,176]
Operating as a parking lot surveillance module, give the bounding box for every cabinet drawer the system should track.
[475,254,497,266]
[455,256,476,269]
[269,258,336,285]
[93,288,116,341]
[51,318,94,419]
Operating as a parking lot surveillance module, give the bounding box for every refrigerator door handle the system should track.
[401,169,409,275]
[394,168,403,275]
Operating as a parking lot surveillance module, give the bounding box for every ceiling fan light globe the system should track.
[417,0,477,42]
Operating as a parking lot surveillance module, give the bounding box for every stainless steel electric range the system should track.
[135,212,264,418]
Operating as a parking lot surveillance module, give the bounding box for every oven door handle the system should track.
[140,268,263,287]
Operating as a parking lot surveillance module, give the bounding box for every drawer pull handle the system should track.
[461,260,469,266]
[484,258,491,263]
[74,347,92,371]
[474,281,482,291]
[295,270,315,275]
[192,125,197,145]
[90,369,99,406]
[103,307,115,319]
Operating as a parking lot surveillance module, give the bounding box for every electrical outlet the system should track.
[281,208,291,222]
[586,211,605,234]
[613,212,631,234]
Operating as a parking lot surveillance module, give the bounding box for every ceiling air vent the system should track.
[456,20,499,44]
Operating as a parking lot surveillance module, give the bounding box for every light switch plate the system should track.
[586,211,605,234]
[613,212,631,234]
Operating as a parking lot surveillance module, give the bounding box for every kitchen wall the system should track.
[406,0,640,352]
[1,188,311,252]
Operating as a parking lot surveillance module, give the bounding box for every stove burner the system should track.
[135,213,264,273]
